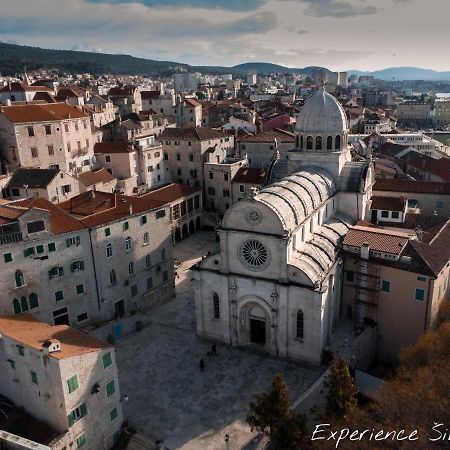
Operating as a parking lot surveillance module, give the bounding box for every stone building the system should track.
[0,314,123,449]
[192,88,374,365]
[0,103,95,176]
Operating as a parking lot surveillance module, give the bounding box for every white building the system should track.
[192,88,374,365]
[0,314,123,449]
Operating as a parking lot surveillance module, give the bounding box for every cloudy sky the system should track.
[1,0,449,71]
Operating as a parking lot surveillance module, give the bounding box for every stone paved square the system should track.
[115,231,323,450]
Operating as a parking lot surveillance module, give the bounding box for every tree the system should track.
[324,354,357,420]
[247,374,308,450]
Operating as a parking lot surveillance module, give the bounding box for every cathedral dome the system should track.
[296,89,348,134]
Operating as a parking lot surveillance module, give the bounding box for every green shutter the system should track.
[68,375,79,393]
[55,290,64,302]
[31,371,38,384]
[12,299,21,314]
[48,242,56,252]
[20,297,28,312]
[102,352,112,369]
[17,345,24,356]
[23,248,32,257]
[106,380,115,397]
[110,407,118,421]
[66,238,71,248]
[80,403,87,417]
[36,245,44,254]
[141,215,147,225]
[80,261,85,270]
[415,288,425,301]
[76,434,86,448]
[105,228,111,237]
[68,411,75,427]
[4,253,12,263]
[29,293,39,309]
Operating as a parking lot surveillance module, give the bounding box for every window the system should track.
[64,123,69,133]
[141,215,147,225]
[105,227,111,237]
[106,243,113,258]
[106,380,116,397]
[31,147,38,158]
[67,375,79,393]
[381,280,391,293]
[189,153,194,162]
[36,245,44,254]
[45,125,51,135]
[162,270,168,282]
[316,136,322,150]
[381,210,389,218]
[49,266,64,279]
[327,136,333,150]
[335,135,341,149]
[209,172,213,180]
[110,270,117,285]
[296,310,304,340]
[148,165,153,172]
[12,299,21,314]
[213,293,220,318]
[223,189,230,198]
[415,288,425,302]
[131,284,138,297]
[417,275,426,282]
[76,284,85,295]
[346,271,355,282]
[164,153,168,160]
[125,237,132,251]
[7,359,15,370]
[208,187,215,196]
[391,211,400,219]
[29,293,39,309]
[48,242,56,252]
[156,210,166,219]
[15,270,25,288]
[66,236,80,247]
[436,200,443,209]
[4,253,12,263]
[143,232,149,245]
[128,261,134,275]
[123,222,129,231]
[71,260,85,272]
[76,434,86,448]
[68,404,87,427]
[77,313,88,323]
[103,352,112,369]
[67,142,71,153]
[31,371,38,385]
[17,345,24,356]
[176,153,181,161]
[27,126,34,137]
[55,290,64,302]
[27,220,45,234]
[161,248,166,261]
[239,184,245,193]
[105,155,112,163]
[306,136,313,150]
[110,407,118,422]
[48,145,54,155]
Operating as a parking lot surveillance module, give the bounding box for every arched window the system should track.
[29,293,39,309]
[128,262,134,275]
[306,136,313,150]
[335,135,341,150]
[15,270,25,288]
[300,135,303,149]
[110,270,117,284]
[213,293,220,318]
[20,296,29,312]
[309,218,314,234]
[145,254,151,268]
[316,136,322,150]
[143,232,149,245]
[12,299,21,315]
[125,237,132,251]
[106,243,113,258]
[296,310,304,340]
[327,136,333,150]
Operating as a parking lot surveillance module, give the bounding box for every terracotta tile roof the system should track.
[0,103,88,123]
[55,88,82,100]
[374,178,450,195]
[377,141,410,157]
[0,315,111,360]
[94,141,134,154]
[233,167,267,185]
[107,86,136,96]
[0,205,27,222]
[78,168,116,187]
[184,98,201,108]
[238,129,295,143]
[401,151,450,182]
[11,198,86,234]
[59,191,166,227]
[371,195,406,212]
[343,225,410,255]
[141,183,200,203]
[158,127,229,141]
[0,82,52,93]
[32,91,57,103]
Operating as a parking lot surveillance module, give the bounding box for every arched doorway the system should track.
[248,304,267,345]
[175,227,181,242]
[182,223,188,239]
[189,220,195,234]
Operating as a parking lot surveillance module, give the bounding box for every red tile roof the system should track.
[371,195,406,212]
[401,151,450,182]
[158,127,229,141]
[0,82,52,93]
[374,178,450,195]
[343,225,410,255]
[233,167,267,185]
[184,98,201,108]
[238,129,294,143]
[0,103,88,123]
[141,183,200,203]
[78,168,116,187]
[94,142,134,154]
[0,315,111,360]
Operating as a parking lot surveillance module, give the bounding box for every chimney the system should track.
[360,242,370,259]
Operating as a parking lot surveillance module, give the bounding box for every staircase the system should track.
[126,433,158,450]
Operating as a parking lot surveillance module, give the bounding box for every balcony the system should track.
[0,231,23,245]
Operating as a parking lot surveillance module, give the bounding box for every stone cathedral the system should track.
[192,88,374,365]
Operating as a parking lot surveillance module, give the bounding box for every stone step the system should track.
[126,433,157,450]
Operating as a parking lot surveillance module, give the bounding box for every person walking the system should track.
[200,358,205,371]
[211,343,218,356]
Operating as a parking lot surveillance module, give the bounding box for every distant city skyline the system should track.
[1,0,449,72]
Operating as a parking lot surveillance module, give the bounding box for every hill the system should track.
[349,66,450,81]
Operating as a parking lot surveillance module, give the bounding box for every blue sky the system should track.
[1,0,449,71]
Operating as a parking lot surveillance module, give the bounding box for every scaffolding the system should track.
[354,257,380,325]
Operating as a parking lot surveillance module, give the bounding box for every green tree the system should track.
[324,354,357,420]
[247,374,308,450]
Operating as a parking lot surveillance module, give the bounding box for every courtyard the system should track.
[115,231,323,450]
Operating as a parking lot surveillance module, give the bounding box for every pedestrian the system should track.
[211,343,217,356]
[200,358,205,371]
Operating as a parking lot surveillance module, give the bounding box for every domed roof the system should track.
[296,89,348,134]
